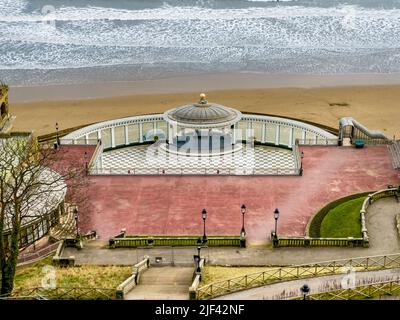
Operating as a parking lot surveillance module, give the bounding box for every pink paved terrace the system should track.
[62,145,400,242]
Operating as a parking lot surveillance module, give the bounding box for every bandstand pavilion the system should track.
[62,94,338,175]
[163,93,242,156]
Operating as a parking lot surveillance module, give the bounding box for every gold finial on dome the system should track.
[199,93,208,105]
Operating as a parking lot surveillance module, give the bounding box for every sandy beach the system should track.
[9,73,400,138]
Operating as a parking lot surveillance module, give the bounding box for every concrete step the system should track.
[125,267,194,300]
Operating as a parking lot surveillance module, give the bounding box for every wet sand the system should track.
[8,73,400,137]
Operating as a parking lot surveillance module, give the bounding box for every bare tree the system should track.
[0,133,87,295]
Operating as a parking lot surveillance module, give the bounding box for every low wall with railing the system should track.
[62,113,337,150]
[115,256,150,300]
[109,234,245,248]
[189,258,206,300]
[52,241,75,267]
[91,166,300,176]
[195,253,400,300]
[273,187,399,248]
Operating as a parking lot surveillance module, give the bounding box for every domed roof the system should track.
[163,94,242,128]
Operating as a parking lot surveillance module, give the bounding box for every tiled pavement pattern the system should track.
[98,144,297,175]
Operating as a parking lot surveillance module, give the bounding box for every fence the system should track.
[195,253,400,300]
[302,279,400,300]
[17,241,61,266]
[90,166,301,176]
[0,287,116,300]
[273,237,365,248]
[349,139,393,146]
[297,138,338,146]
[109,235,245,248]
[59,138,99,145]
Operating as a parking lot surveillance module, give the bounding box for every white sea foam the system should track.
[0,1,399,74]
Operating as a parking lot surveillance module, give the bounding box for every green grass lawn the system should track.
[319,196,365,238]
[11,257,132,299]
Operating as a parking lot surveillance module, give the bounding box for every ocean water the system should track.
[1,0,400,85]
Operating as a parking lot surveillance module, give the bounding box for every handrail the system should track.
[17,241,61,266]
[1,286,116,300]
[90,166,301,176]
[62,113,337,144]
[195,252,400,300]
[116,256,150,299]
[296,279,400,300]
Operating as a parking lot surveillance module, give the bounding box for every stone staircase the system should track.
[49,205,77,241]
[125,266,194,300]
[389,141,400,169]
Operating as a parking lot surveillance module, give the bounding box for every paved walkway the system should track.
[125,266,193,300]
[62,145,400,240]
[216,268,400,300]
[64,198,400,266]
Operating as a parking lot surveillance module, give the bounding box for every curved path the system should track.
[216,268,400,300]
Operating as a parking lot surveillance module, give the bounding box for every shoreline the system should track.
[9,72,400,103]
[10,83,400,139]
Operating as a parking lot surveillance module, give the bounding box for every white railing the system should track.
[63,113,337,148]
[297,138,338,146]
[90,167,301,176]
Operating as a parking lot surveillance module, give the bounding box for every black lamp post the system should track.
[73,207,79,237]
[202,208,207,243]
[300,151,304,175]
[240,204,246,236]
[300,284,310,300]
[274,208,280,238]
[55,122,60,146]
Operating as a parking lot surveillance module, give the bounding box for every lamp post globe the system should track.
[300,284,310,300]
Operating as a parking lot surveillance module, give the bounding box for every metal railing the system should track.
[297,138,338,146]
[90,166,301,176]
[109,236,244,248]
[0,287,116,300]
[59,138,99,145]
[195,253,400,300]
[17,241,61,266]
[300,279,400,300]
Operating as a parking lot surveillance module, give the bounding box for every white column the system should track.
[85,134,89,145]
[275,125,280,146]
[97,130,101,141]
[168,124,173,144]
[124,125,129,145]
[139,123,143,143]
[288,127,294,147]
[315,134,318,144]
[301,130,306,143]
[232,124,236,144]
[111,127,116,148]
[262,123,266,143]
[247,121,252,140]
